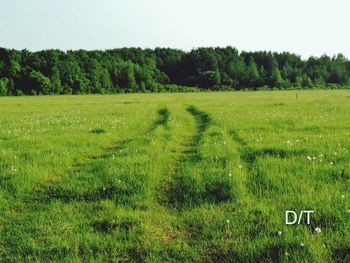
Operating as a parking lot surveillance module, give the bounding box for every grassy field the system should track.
[0,90,350,262]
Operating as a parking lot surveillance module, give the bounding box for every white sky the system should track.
[0,0,349,58]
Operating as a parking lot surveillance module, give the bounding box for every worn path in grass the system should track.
[0,103,242,261]
[160,105,214,208]
[0,106,179,261]
[1,102,230,261]
[228,128,331,262]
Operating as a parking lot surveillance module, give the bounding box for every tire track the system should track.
[159,106,211,208]
[162,105,211,181]
[0,106,173,260]
[150,107,170,131]
[8,107,171,208]
[160,105,237,209]
[229,129,310,197]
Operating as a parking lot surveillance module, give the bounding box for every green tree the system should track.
[50,66,62,94]
[271,66,284,88]
[60,59,90,94]
[199,70,221,88]
[314,77,325,88]
[0,78,9,95]
[28,70,52,95]
[302,74,314,88]
[246,59,260,87]
[119,62,137,92]
[88,59,112,93]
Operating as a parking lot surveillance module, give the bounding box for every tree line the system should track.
[0,47,349,95]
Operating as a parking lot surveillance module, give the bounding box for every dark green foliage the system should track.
[28,70,52,95]
[152,108,170,129]
[90,128,106,134]
[246,58,260,87]
[0,77,9,95]
[271,65,284,88]
[0,47,350,95]
[332,247,350,262]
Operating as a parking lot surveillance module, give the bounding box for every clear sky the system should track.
[1,0,349,58]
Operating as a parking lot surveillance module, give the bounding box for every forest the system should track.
[0,46,349,95]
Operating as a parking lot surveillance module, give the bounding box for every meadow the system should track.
[0,90,349,262]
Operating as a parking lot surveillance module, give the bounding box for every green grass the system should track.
[0,90,350,262]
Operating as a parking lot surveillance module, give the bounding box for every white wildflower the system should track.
[314,227,321,233]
